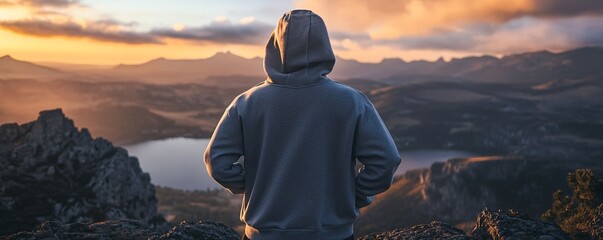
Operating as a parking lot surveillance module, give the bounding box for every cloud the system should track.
[0,13,275,45]
[295,0,603,39]
[295,0,603,55]
[0,18,162,44]
[151,18,274,45]
[0,0,80,7]
[472,16,603,53]
[327,15,603,57]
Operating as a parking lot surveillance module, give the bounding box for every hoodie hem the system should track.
[244,221,354,240]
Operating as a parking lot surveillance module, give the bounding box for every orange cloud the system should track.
[294,0,603,39]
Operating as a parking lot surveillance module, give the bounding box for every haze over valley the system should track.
[2,47,602,159]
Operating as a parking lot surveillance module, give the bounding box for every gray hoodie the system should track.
[204,9,401,240]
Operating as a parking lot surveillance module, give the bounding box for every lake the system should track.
[124,137,475,190]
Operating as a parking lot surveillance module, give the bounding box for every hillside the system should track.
[355,156,603,236]
[0,55,73,81]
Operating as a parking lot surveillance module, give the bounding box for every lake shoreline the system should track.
[125,137,479,190]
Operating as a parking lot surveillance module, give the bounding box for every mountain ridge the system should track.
[2,46,599,85]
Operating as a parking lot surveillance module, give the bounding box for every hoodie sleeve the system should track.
[204,97,245,194]
[353,96,402,209]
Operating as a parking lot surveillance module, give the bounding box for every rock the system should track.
[0,109,167,236]
[357,221,470,240]
[471,208,569,240]
[151,220,240,240]
[6,219,157,240]
[6,219,240,240]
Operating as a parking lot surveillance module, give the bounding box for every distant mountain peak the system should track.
[380,57,406,64]
[147,57,168,63]
[0,54,15,62]
[209,51,245,60]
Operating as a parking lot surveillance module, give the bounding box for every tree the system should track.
[542,169,603,236]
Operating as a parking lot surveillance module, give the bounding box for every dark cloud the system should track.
[0,17,277,46]
[152,20,274,45]
[531,0,603,18]
[550,16,603,46]
[0,19,162,44]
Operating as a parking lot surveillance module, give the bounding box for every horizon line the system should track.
[2,45,600,68]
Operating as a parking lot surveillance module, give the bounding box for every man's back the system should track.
[204,10,401,240]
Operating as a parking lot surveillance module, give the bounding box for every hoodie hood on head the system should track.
[264,10,336,87]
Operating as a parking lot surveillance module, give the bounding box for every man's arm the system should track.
[204,97,245,194]
[354,96,402,209]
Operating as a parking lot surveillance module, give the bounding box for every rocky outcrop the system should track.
[0,109,166,236]
[355,156,603,236]
[471,209,568,240]
[357,221,470,240]
[6,220,157,240]
[5,219,239,240]
[357,208,568,240]
[151,220,239,240]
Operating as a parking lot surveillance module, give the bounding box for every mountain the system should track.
[110,52,265,86]
[0,79,246,145]
[332,47,603,85]
[19,46,601,86]
[1,47,601,150]
[2,53,603,151]
[364,79,603,158]
[0,55,73,81]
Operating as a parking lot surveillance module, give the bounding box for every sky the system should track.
[1,0,602,65]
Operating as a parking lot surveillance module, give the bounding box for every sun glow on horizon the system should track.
[1,0,602,65]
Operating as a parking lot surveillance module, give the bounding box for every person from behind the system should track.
[204,9,402,240]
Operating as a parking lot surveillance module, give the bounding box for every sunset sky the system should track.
[1,0,602,65]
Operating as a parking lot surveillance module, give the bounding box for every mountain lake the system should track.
[124,137,475,190]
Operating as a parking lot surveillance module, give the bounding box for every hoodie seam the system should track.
[305,13,312,85]
[263,78,331,89]
[283,12,291,85]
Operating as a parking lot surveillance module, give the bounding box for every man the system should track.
[204,9,402,240]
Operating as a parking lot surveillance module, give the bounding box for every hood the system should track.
[264,10,336,87]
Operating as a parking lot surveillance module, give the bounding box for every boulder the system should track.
[357,221,470,240]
